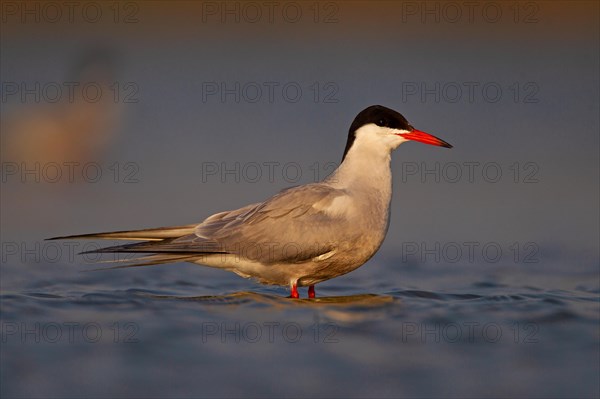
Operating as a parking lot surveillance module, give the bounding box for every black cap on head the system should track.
[342,105,413,161]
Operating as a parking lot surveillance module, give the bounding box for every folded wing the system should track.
[50,183,352,268]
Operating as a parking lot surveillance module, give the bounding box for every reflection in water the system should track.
[144,291,399,323]
[147,291,395,306]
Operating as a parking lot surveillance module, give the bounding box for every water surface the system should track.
[1,257,598,398]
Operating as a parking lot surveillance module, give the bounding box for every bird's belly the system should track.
[190,230,386,286]
[190,254,301,286]
[295,239,384,286]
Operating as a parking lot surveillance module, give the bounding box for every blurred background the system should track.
[1,1,598,398]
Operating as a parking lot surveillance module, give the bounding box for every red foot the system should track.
[290,283,299,299]
[308,285,316,298]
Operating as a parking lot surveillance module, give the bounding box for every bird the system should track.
[2,47,122,169]
[49,105,452,299]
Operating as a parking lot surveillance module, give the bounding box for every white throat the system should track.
[326,124,408,190]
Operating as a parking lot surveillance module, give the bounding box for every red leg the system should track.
[290,283,299,299]
[308,285,315,298]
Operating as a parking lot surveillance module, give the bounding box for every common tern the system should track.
[50,105,452,298]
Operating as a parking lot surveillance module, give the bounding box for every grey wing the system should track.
[199,183,352,264]
[87,184,352,265]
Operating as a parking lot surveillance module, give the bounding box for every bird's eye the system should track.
[377,119,385,126]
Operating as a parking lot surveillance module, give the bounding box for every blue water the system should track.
[1,256,598,398]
